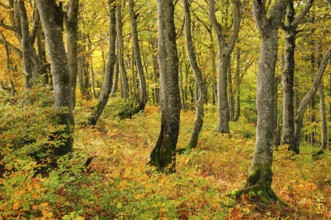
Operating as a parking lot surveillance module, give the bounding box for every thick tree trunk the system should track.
[88,0,116,125]
[149,0,181,173]
[65,0,79,107]
[36,0,74,155]
[116,3,129,99]
[183,0,207,149]
[208,0,240,133]
[241,0,289,200]
[293,46,331,153]
[128,0,148,112]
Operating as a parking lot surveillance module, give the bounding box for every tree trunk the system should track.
[128,0,148,112]
[65,0,79,108]
[17,0,33,88]
[242,0,289,200]
[36,0,74,155]
[116,2,129,99]
[208,0,241,133]
[234,48,241,121]
[281,0,314,147]
[149,0,181,173]
[88,0,116,125]
[228,58,234,121]
[293,46,331,153]
[183,0,207,149]
[319,84,327,150]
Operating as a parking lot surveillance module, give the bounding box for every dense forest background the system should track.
[0,0,330,219]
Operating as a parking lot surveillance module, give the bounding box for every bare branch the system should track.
[291,0,314,27]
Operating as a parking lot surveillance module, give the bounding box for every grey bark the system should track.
[183,0,207,149]
[208,0,241,133]
[116,3,129,99]
[36,0,74,155]
[293,46,331,153]
[64,0,79,107]
[88,0,117,125]
[17,0,33,88]
[128,0,148,112]
[234,48,241,121]
[319,84,327,150]
[281,0,314,146]
[149,0,181,173]
[243,0,289,199]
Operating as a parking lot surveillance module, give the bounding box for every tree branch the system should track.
[227,0,241,52]
[291,0,314,27]
[0,37,22,57]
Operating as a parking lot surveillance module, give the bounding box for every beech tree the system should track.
[208,0,241,133]
[281,0,314,149]
[239,0,289,200]
[36,0,74,155]
[149,0,181,172]
[183,0,207,149]
[88,0,117,125]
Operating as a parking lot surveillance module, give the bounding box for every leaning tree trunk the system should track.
[183,0,207,149]
[240,0,289,200]
[281,0,314,148]
[65,0,79,108]
[128,0,148,113]
[148,0,181,173]
[36,0,74,155]
[88,0,117,125]
[293,46,331,153]
[208,0,241,133]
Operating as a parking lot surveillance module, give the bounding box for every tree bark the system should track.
[65,0,79,107]
[116,2,129,99]
[293,46,331,153]
[319,84,327,150]
[208,0,241,133]
[281,0,314,147]
[128,0,148,112]
[88,0,116,125]
[149,0,181,173]
[242,0,289,200]
[36,0,74,155]
[183,0,207,149]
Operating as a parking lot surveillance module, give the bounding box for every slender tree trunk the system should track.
[234,48,241,121]
[36,0,74,155]
[116,2,129,99]
[183,0,207,149]
[65,0,79,107]
[88,0,116,125]
[111,60,119,96]
[149,0,181,173]
[228,58,234,121]
[319,84,327,150]
[293,46,331,153]
[281,0,314,148]
[208,0,241,133]
[17,0,33,88]
[128,0,148,112]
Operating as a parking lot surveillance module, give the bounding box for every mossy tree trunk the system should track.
[243,0,289,200]
[148,0,181,173]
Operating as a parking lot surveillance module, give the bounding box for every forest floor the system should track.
[1,93,331,219]
[72,102,331,219]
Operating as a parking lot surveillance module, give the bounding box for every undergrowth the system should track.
[0,89,330,219]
